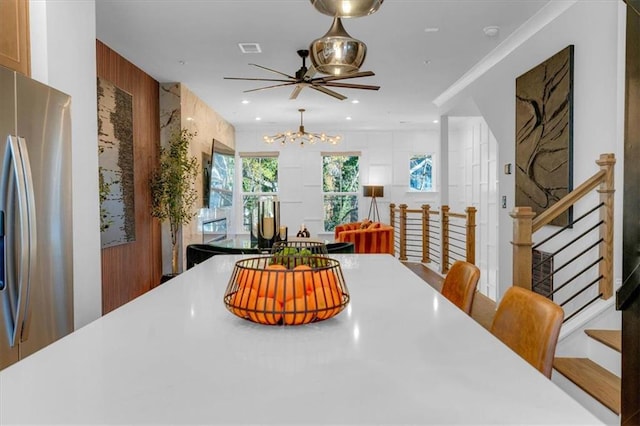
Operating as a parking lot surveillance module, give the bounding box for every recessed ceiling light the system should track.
[186,117,194,121]
[346,116,352,120]
[424,27,439,33]
[238,43,262,54]
[351,99,360,104]
[255,117,262,121]
[483,26,500,37]
[433,120,439,124]
[241,100,250,104]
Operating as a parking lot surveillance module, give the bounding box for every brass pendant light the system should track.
[310,0,384,18]
[309,17,367,76]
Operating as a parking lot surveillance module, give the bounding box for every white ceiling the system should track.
[95,0,550,133]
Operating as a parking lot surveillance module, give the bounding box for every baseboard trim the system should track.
[559,298,616,341]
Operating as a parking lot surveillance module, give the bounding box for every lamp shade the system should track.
[310,17,367,75]
[310,0,384,18]
[363,185,383,198]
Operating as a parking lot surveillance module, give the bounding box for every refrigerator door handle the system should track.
[15,136,36,342]
[0,136,36,347]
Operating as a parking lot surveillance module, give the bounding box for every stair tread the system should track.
[554,357,620,414]
[585,329,621,352]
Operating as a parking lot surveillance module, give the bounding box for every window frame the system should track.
[239,152,279,232]
[408,152,436,192]
[321,152,361,232]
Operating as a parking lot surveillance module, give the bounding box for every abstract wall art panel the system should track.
[515,45,574,227]
[97,77,136,247]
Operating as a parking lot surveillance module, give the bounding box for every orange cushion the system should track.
[335,225,394,255]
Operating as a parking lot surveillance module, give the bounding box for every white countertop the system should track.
[0,254,602,425]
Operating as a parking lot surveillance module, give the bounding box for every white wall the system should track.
[234,129,440,238]
[449,117,499,300]
[30,0,102,328]
[441,0,625,300]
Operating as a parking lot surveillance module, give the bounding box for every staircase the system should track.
[552,302,621,425]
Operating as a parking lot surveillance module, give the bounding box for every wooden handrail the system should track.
[390,203,477,273]
[448,212,467,219]
[511,153,615,301]
[532,170,606,233]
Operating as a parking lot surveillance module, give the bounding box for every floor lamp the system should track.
[363,185,384,222]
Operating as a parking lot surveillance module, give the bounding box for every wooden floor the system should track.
[403,262,496,330]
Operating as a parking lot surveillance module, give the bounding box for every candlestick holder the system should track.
[250,198,281,249]
[277,226,288,242]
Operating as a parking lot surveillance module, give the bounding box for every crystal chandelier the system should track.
[263,109,341,147]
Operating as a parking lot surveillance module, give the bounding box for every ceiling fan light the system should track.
[310,17,367,75]
[310,0,384,18]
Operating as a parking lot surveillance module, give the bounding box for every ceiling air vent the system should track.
[238,43,262,54]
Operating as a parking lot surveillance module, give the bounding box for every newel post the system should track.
[597,153,616,300]
[389,203,396,229]
[441,205,450,274]
[422,204,430,263]
[465,206,477,265]
[399,204,408,261]
[510,206,536,290]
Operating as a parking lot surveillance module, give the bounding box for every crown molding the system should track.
[433,0,578,109]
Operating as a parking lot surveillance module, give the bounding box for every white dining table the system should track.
[0,254,602,425]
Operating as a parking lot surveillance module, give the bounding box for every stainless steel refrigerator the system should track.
[0,65,73,370]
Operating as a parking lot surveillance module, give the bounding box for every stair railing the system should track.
[390,203,476,274]
[511,153,615,322]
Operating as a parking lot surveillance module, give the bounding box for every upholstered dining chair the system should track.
[186,244,261,270]
[490,286,564,378]
[440,260,480,315]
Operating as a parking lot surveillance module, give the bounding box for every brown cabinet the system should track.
[0,0,30,76]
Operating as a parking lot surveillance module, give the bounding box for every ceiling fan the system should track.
[224,49,380,101]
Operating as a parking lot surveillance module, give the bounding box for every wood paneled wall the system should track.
[96,40,162,314]
[622,2,640,423]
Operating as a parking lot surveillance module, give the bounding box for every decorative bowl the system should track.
[271,240,328,256]
[224,256,349,325]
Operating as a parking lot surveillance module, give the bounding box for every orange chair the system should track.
[334,221,394,255]
[440,260,480,315]
[490,286,564,378]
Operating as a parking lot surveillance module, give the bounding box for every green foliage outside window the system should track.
[241,157,278,231]
[323,155,359,231]
[242,157,278,192]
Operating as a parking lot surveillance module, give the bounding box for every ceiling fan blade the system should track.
[242,82,297,93]
[224,77,294,83]
[312,71,375,83]
[323,82,380,90]
[249,63,295,79]
[303,63,317,80]
[289,85,305,100]
[310,85,347,101]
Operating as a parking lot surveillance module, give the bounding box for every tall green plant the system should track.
[150,129,199,275]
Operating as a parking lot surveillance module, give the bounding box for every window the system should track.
[208,142,235,209]
[409,154,434,191]
[322,153,359,232]
[241,153,279,231]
